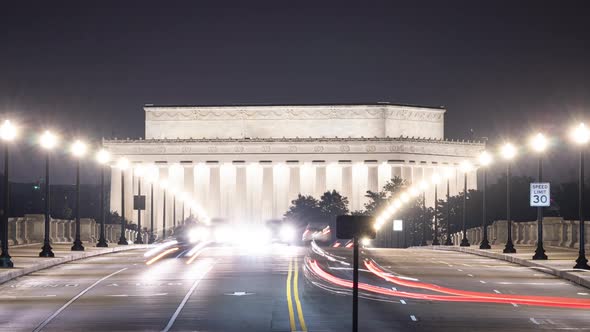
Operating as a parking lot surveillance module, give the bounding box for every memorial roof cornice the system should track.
[144,102,446,111]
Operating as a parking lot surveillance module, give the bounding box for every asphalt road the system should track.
[1,243,590,331]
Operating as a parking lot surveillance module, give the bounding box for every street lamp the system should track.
[501,142,517,253]
[96,149,110,247]
[478,151,493,249]
[134,165,145,244]
[530,133,549,260]
[443,167,454,245]
[570,123,590,269]
[70,140,87,251]
[419,180,428,246]
[160,179,169,240]
[39,130,58,257]
[145,164,157,244]
[459,160,472,247]
[117,157,130,245]
[0,120,17,267]
[431,173,441,245]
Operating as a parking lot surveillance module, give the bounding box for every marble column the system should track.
[287,162,300,205]
[340,162,352,208]
[401,166,413,186]
[208,163,221,219]
[315,162,326,198]
[366,161,379,193]
[235,163,247,221]
[158,165,169,233]
[123,168,134,223]
[423,167,434,207]
[183,163,195,219]
[110,167,122,216]
[261,163,274,222]
[390,164,402,180]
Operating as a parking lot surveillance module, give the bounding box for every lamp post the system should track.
[0,120,16,268]
[571,123,590,269]
[501,143,517,253]
[117,157,130,245]
[431,173,441,245]
[444,167,453,245]
[70,140,87,251]
[160,180,169,240]
[419,180,428,246]
[530,133,549,260]
[39,131,58,257]
[479,151,492,249]
[96,149,110,247]
[460,160,472,247]
[172,189,177,230]
[134,165,145,244]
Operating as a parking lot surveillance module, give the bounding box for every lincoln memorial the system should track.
[104,103,484,230]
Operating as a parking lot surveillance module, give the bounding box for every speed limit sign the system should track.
[530,183,550,207]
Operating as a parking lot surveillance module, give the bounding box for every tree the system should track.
[283,194,322,228]
[318,190,349,240]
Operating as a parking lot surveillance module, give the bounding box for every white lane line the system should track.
[33,268,127,332]
[391,287,397,291]
[493,290,501,294]
[161,263,214,332]
[577,292,589,295]
[457,269,463,272]
[479,280,487,284]
[467,274,474,277]
[410,315,418,322]
[400,300,407,304]
[511,303,519,307]
[108,293,168,297]
[530,318,540,325]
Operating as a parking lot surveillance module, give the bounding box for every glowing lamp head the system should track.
[530,133,548,153]
[478,151,493,166]
[134,164,145,177]
[159,179,169,189]
[500,143,517,160]
[95,149,111,165]
[571,123,590,145]
[400,192,410,203]
[70,140,87,157]
[394,199,402,209]
[40,130,58,150]
[460,160,473,173]
[419,180,428,191]
[117,157,130,170]
[443,167,454,179]
[431,173,441,185]
[409,186,420,197]
[0,120,17,142]
[361,238,371,246]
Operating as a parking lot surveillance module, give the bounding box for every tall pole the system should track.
[503,163,516,253]
[352,235,359,332]
[432,183,440,245]
[162,189,167,240]
[574,150,590,269]
[460,171,470,246]
[182,201,185,225]
[444,178,452,245]
[172,194,176,229]
[533,156,547,259]
[40,153,54,256]
[71,159,84,251]
[97,165,108,247]
[135,176,144,244]
[149,182,155,243]
[420,191,427,246]
[0,145,13,267]
[118,169,128,245]
[480,167,491,249]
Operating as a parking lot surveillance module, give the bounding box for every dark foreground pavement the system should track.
[0,244,589,331]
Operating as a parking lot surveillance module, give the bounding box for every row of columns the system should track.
[110,161,477,227]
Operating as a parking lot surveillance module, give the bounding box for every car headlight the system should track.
[280,225,295,242]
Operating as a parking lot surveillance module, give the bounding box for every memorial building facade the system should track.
[104,103,484,230]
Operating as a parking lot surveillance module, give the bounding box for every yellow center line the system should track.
[286,257,296,331]
[293,258,308,331]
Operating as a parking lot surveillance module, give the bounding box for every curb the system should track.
[0,244,151,285]
[424,246,590,290]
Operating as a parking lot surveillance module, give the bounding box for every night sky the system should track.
[1,1,589,184]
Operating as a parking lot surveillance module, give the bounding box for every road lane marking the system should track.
[479,280,487,284]
[530,318,540,325]
[146,247,179,265]
[578,292,589,295]
[400,299,407,304]
[293,259,308,331]
[161,260,213,332]
[467,274,474,277]
[286,258,297,331]
[511,303,519,307]
[410,315,418,321]
[493,290,501,294]
[33,268,127,332]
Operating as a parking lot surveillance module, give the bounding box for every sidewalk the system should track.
[427,244,590,289]
[0,242,150,284]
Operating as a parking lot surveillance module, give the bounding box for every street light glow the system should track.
[530,133,549,152]
[134,164,145,177]
[40,130,58,150]
[570,123,590,145]
[460,160,473,173]
[431,173,441,185]
[500,143,517,160]
[96,149,111,165]
[117,157,130,170]
[478,151,493,166]
[409,186,420,197]
[70,140,87,157]
[419,180,428,191]
[160,179,169,189]
[0,120,17,141]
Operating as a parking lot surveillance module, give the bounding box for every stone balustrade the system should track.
[451,217,590,249]
[4,214,150,246]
